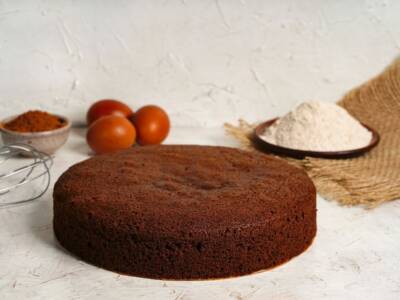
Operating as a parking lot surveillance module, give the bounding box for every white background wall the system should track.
[0,0,399,127]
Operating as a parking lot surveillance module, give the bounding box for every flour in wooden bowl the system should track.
[261,101,372,151]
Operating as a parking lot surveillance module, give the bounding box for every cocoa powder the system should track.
[3,110,65,133]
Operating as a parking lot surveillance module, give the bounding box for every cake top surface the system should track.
[54,145,315,237]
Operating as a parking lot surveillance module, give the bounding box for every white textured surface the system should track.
[1,128,400,300]
[0,0,400,126]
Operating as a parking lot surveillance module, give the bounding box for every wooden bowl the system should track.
[253,118,380,159]
[0,115,71,155]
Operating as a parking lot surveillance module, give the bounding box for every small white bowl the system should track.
[0,114,71,155]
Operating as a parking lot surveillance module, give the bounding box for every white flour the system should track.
[261,101,372,151]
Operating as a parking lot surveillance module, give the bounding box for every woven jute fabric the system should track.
[225,59,400,208]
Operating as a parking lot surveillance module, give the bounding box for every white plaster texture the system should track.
[0,0,399,126]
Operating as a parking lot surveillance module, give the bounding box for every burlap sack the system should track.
[225,58,400,208]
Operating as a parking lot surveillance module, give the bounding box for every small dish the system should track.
[253,118,380,159]
[0,114,71,155]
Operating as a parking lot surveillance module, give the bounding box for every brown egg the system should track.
[86,115,136,154]
[132,105,170,145]
[87,99,133,125]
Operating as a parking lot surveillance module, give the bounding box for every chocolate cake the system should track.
[53,145,316,279]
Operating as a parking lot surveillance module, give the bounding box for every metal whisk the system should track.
[0,144,53,207]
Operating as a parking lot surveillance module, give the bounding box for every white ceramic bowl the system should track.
[0,114,71,155]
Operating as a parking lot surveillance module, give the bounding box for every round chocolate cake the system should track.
[53,145,316,279]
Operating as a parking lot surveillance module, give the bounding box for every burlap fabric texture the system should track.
[225,59,400,208]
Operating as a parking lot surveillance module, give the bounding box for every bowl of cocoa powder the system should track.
[0,110,71,154]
